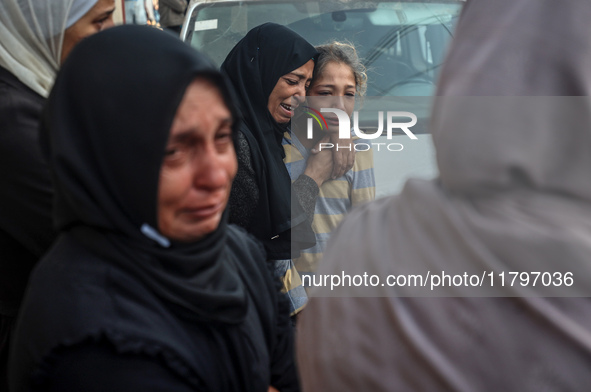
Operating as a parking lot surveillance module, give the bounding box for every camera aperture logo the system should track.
[303,106,328,131]
[304,108,418,152]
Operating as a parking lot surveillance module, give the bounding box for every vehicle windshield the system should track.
[183,0,462,97]
[183,0,464,198]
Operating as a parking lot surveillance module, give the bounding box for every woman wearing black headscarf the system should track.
[221,23,333,315]
[9,25,298,392]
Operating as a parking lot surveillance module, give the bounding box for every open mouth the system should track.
[280,103,295,112]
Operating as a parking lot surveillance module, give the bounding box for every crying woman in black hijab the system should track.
[221,23,322,259]
[10,25,298,392]
[222,23,339,316]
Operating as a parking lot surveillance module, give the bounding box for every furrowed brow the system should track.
[288,72,308,80]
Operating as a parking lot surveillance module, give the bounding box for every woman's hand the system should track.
[311,131,355,179]
[304,136,334,187]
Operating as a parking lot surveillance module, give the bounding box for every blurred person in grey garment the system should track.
[124,0,154,25]
[159,0,188,35]
[297,0,591,391]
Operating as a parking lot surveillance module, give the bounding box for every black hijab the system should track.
[221,23,317,254]
[41,25,246,324]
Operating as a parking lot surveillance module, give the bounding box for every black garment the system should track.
[41,340,197,392]
[0,65,56,392]
[166,25,182,35]
[221,23,317,260]
[229,135,319,230]
[228,132,260,229]
[229,132,319,258]
[0,315,14,391]
[10,25,298,392]
[0,66,55,316]
[12,229,296,392]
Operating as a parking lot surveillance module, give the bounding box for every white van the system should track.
[181,0,464,197]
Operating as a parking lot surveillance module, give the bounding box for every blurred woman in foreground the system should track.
[10,26,297,392]
[298,0,591,390]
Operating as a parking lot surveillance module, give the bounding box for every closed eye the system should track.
[215,132,232,141]
[165,147,179,156]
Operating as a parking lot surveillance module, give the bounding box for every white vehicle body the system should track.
[181,0,464,197]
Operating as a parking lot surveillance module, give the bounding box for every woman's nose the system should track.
[293,83,307,101]
[193,148,230,190]
[293,94,305,105]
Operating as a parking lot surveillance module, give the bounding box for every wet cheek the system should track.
[158,167,191,207]
[227,160,238,182]
[157,174,174,236]
[225,150,238,181]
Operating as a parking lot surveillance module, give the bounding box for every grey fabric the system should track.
[291,175,319,223]
[66,0,100,28]
[158,0,187,28]
[0,0,98,96]
[297,0,591,390]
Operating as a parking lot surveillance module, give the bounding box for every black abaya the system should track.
[221,23,318,260]
[9,25,298,392]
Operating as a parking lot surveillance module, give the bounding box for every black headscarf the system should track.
[41,25,246,324]
[221,23,317,253]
